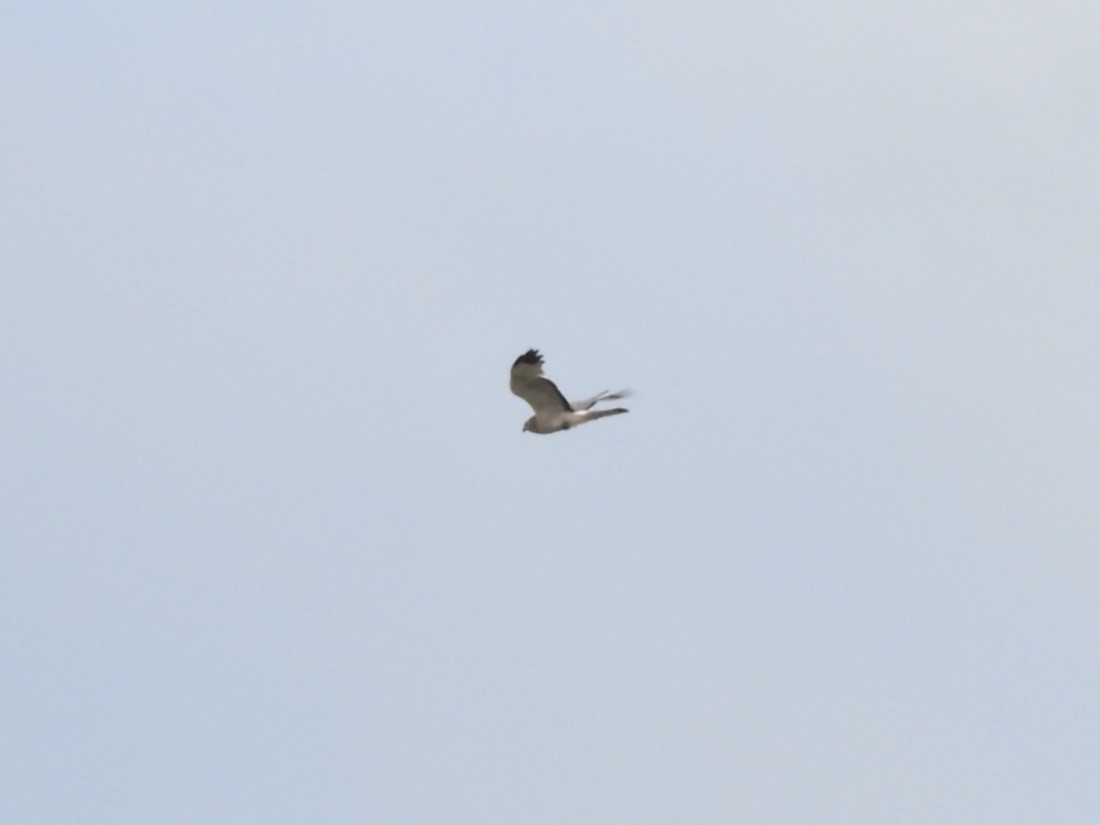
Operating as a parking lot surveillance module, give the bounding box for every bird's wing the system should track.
[569,389,631,411]
[510,349,572,413]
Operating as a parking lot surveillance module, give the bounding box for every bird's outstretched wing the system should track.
[510,349,572,413]
[569,389,632,411]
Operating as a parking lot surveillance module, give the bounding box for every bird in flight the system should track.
[510,349,630,434]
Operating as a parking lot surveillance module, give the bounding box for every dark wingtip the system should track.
[513,348,543,367]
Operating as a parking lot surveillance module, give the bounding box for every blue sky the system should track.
[3,3,1098,823]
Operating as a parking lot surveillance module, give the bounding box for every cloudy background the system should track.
[4,3,1098,823]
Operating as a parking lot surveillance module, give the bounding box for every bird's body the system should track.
[510,349,630,434]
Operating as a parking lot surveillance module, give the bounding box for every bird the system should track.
[510,349,630,434]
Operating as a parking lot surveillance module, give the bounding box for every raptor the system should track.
[510,349,630,435]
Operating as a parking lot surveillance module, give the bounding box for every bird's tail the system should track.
[583,407,629,422]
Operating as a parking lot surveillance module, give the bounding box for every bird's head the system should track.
[522,417,536,434]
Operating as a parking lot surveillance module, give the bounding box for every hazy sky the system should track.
[4,3,1099,823]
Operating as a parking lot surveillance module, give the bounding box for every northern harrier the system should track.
[510,349,630,434]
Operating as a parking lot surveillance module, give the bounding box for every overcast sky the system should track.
[3,3,1099,823]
